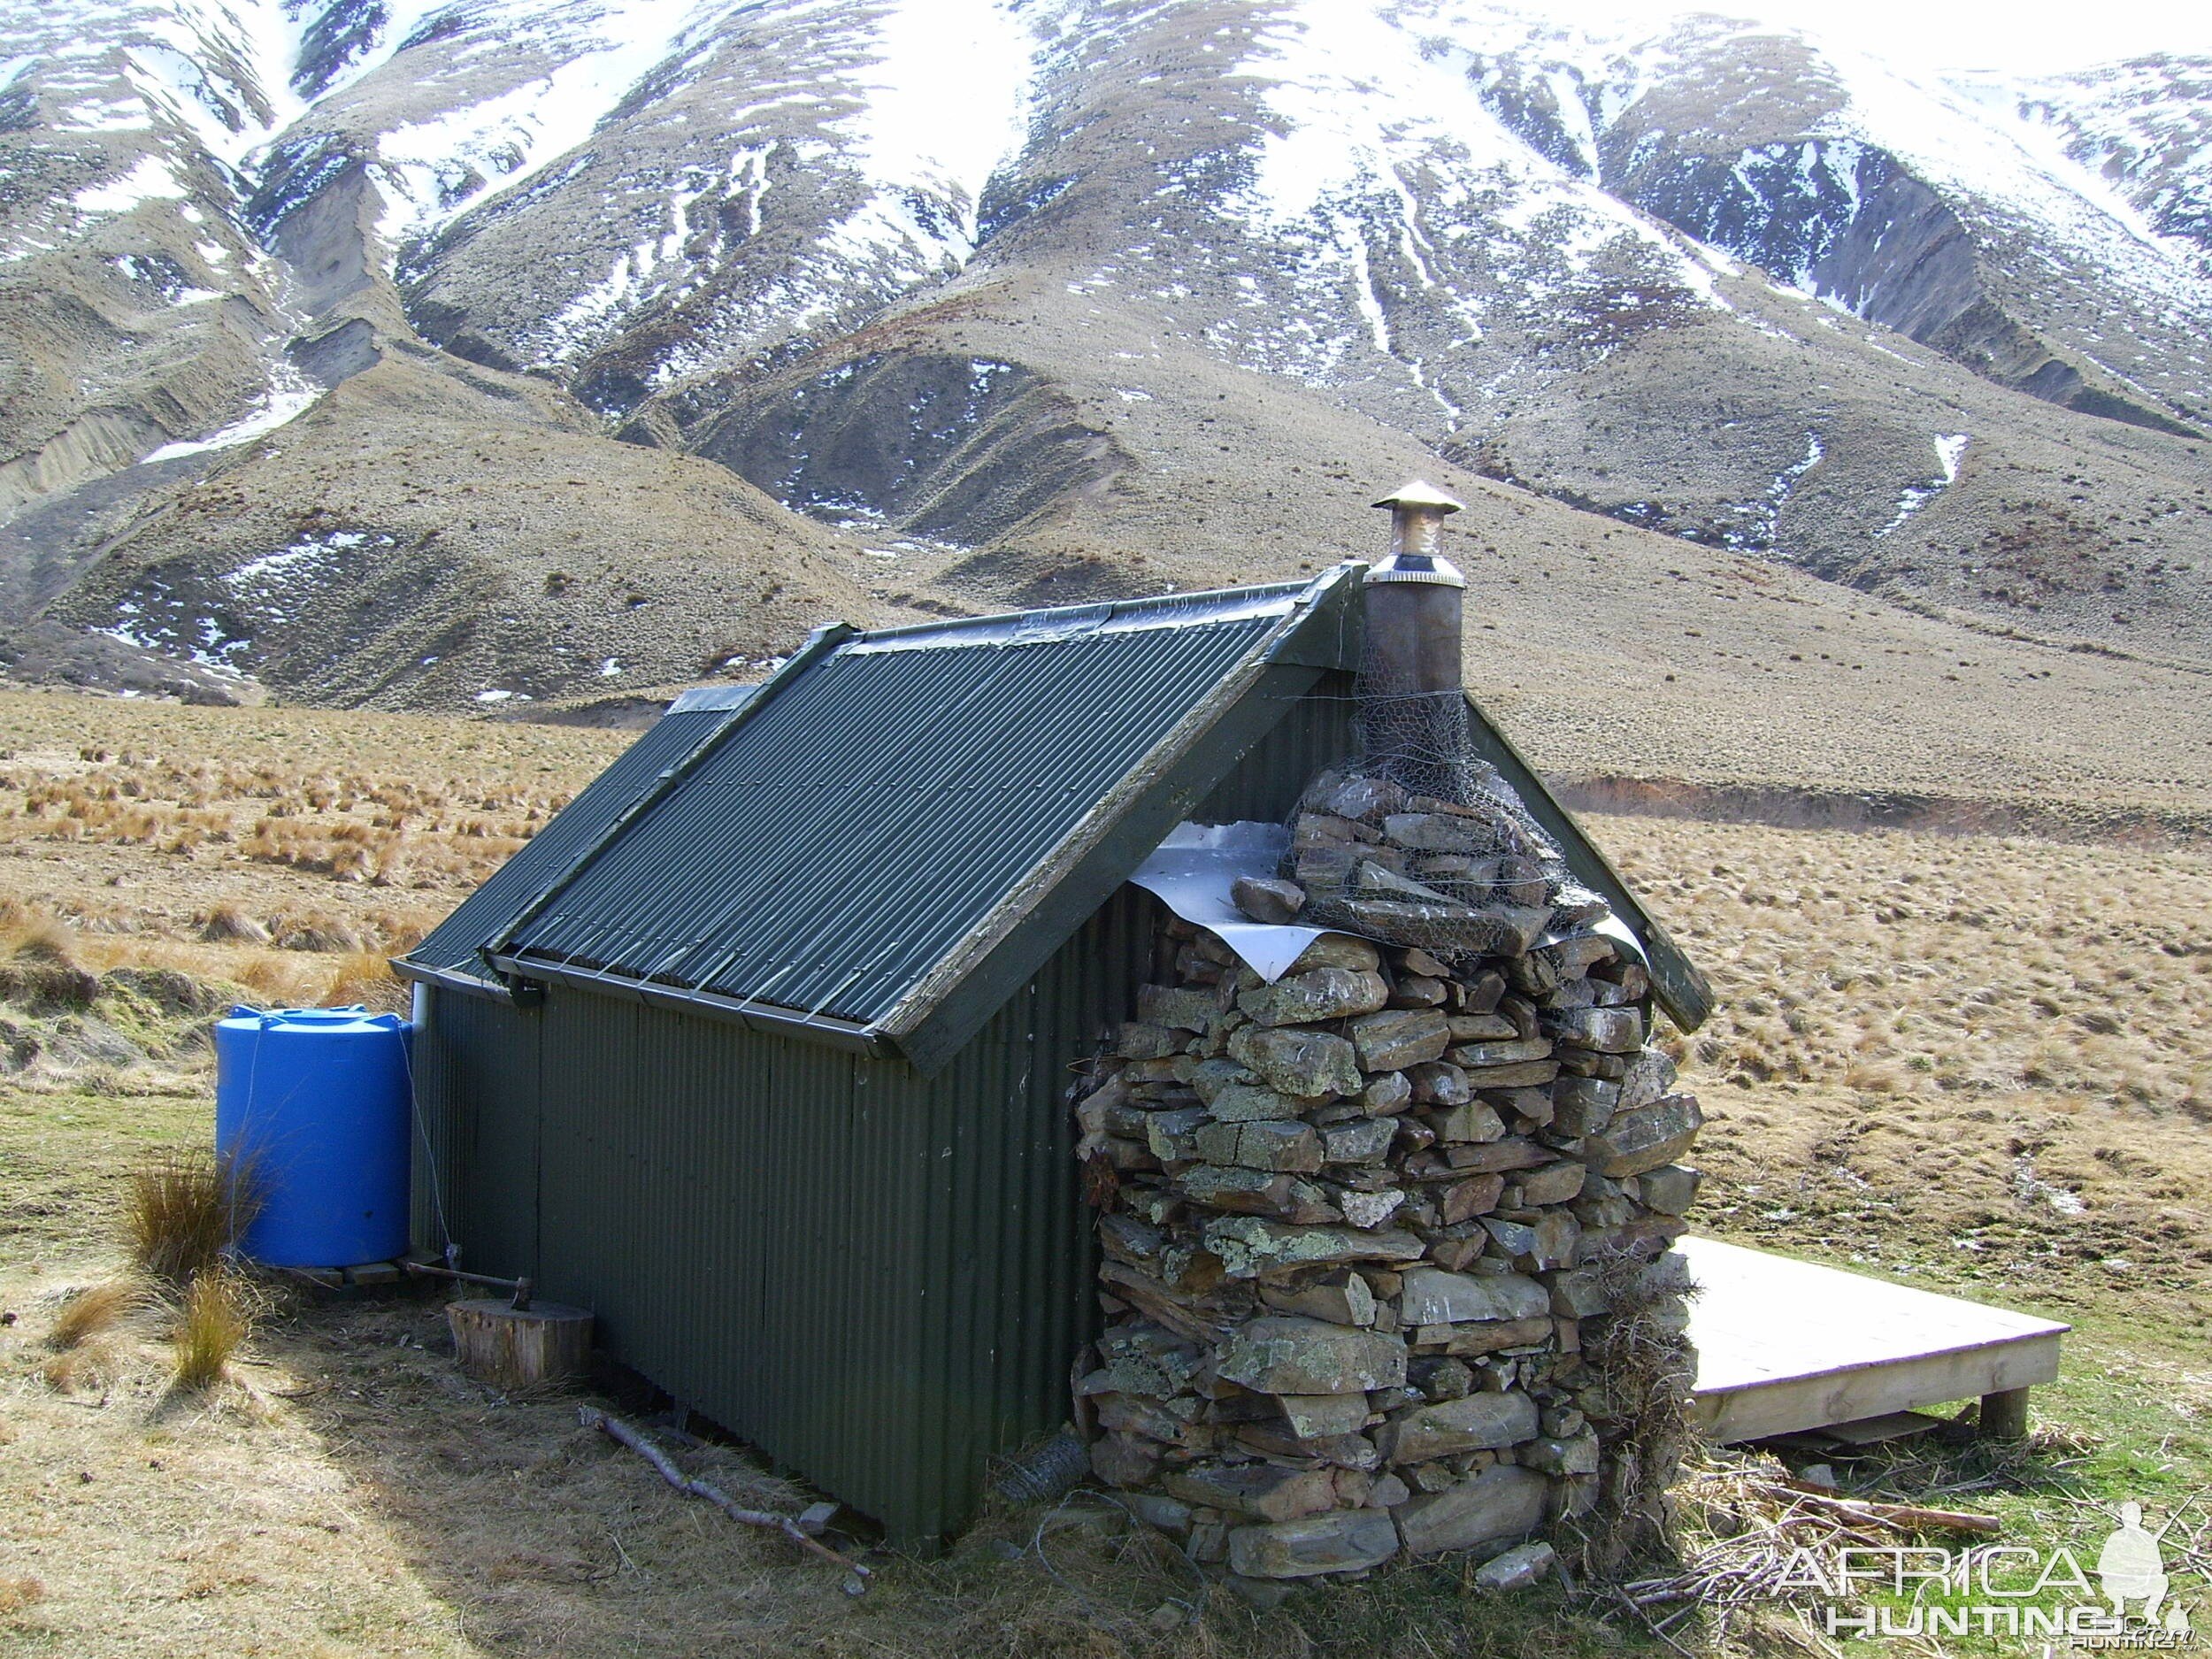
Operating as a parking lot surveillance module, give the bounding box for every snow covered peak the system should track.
[1992,55,2212,263]
[8,1,2211,486]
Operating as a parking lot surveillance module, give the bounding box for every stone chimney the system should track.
[1364,481,1466,695]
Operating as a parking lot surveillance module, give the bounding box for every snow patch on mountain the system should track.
[836,0,1034,256]
[73,152,190,214]
[1854,49,2204,307]
[370,0,718,249]
[1211,0,1722,405]
[358,0,1040,387]
[1877,432,1970,536]
[1995,56,2212,265]
[142,365,321,462]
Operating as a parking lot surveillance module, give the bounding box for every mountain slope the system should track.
[0,0,2208,813]
[1453,12,2212,435]
[2001,55,2212,265]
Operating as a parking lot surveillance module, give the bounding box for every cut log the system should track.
[447,1297,593,1391]
[1767,1480,2002,1535]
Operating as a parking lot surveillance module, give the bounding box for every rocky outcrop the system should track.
[672,349,1132,546]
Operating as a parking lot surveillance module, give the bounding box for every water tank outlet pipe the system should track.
[403,1260,534,1310]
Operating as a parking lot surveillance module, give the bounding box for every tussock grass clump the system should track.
[171,1270,254,1390]
[0,902,99,1009]
[1,909,79,967]
[326,951,404,1010]
[41,1339,127,1394]
[126,1149,261,1286]
[0,1576,44,1615]
[196,902,270,944]
[230,950,326,1005]
[269,909,364,954]
[45,1277,148,1350]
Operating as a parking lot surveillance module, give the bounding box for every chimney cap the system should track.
[1371,480,1464,514]
[1368,480,1465,588]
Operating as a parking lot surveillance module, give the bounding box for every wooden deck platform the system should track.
[1678,1235,2070,1444]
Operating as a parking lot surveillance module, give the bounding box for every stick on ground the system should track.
[1768,1479,2003,1535]
[578,1406,872,1593]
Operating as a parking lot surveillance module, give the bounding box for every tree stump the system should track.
[447,1298,593,1390]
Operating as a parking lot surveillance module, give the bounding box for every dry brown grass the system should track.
[45,1276,148,1350]
[170,1270,254,1390]
[197,901,270,944]
[125,1149,261,1286]
[39,1333,133,1394]
[1594,812,2212,1330]
[0,1578,44,1616]
[0,693,624,1012]
[0,695,611,897]
[325,950,408,1012]
[1603,818,2212,1115]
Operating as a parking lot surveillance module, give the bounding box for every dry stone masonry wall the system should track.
[1075,768,1703,1586]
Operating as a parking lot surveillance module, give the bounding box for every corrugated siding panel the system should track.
[1194,668,1357,823]
[509,611,1286,1025]
[407,707,742,978]
[408,986,542,1278]
[503,887,1155,1542]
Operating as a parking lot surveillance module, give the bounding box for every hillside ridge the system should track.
[0,0,2208,808]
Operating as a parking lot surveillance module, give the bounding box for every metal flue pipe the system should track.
[1361,481,1471,801]
[1365,480,1467,695]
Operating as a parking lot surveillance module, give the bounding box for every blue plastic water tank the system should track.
[214,1006,411,1269]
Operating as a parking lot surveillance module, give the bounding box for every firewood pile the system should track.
[1074,768,1704,1585]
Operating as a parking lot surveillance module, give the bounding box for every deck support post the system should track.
[1979,1386,2032,1440]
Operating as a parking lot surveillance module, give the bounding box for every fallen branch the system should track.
[1594,1450,2004,1635]
[578,1406,872,1593]
[1611,1582,1701,1659]
[1767,1480,2002,1536]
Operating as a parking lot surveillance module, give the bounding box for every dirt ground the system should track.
[0,695,2206,1656]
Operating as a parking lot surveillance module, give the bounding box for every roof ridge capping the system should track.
[841,566,1360,657]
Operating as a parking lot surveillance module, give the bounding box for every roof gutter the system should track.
[488,952,893,1056]
[390,957,516,1002]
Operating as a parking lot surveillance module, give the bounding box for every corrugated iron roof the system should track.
[418,573,1357,1048]
[403,699,753,987]
[402,561,1709,1055]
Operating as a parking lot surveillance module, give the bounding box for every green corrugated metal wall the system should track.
[1195,669,1356,824]
[411,987,541,1278]
[407,681,1358,1542]
[411,885,1162,1542]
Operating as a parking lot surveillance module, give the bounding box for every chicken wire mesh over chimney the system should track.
[1280,481,1571,954]
[1360,482,1474,806]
